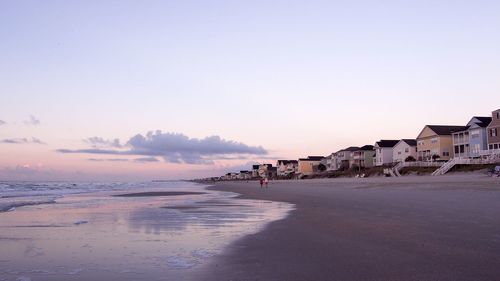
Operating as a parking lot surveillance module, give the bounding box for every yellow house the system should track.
[298,156,324,176]
[416,125,467,161]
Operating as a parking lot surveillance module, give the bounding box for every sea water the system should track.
[0,181,294,281]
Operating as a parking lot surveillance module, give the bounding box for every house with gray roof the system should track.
[392,139,418,163]
[452,116,492,158]
[416,125,468,161]
[374,140,400,166]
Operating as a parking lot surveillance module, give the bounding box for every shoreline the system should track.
[197,174,500,281]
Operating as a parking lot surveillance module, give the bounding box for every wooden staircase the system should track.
[432,149,500,176]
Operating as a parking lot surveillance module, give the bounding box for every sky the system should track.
[1,0,499,181]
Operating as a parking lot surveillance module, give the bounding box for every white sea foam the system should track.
[162,255,198,269]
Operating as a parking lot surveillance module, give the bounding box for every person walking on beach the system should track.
[264,177,269,188]
[259,178,264,188]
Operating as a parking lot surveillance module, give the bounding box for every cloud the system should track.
[4,164,44,175]
[0,120,6,126]
[57,130,268,164]
[0,137,46,145]
[24,115,41,126]
[59,148,121,154]
[133,157,159,163]
[31,137,46,144]
[84,137,122,148]
[88,158,129,162]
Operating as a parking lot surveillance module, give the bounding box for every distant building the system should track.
[374,140,399,166]
[452,116,492,158]
[258,164,276,179]
[416,125,467,161]
[392,139,417,163]
[276,160,298,178]
[349,145,375,169]
[328,147,359,171]
[298,156,324,176]
[237,170,252,180]
[251,165,260,178]
[487,109,500,151]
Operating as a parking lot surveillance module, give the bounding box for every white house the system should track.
[392,139,418,163]
[276,160,298,177]
[374,140,399,166]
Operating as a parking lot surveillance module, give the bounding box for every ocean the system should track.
[0,181,294,281]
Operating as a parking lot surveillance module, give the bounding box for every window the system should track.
[431,137,438,144]
[497,112,500,119]
[471,144,480,154]
[470,130,480,139]
[443,151,450,157]
[492,128,498,137]
[490,144,494,150]
[404,148,409,153]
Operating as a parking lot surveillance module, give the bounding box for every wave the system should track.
[0,200,56,213]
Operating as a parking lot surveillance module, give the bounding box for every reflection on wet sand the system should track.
[0,182,293,281]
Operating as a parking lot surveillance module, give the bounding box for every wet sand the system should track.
[0,182,292,281]
[201,174,500,281]
[113,191,207,197]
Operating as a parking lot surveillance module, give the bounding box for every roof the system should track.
[400,139,417,146]
[375,140,400,148]
[472,116,492,127]
[339,146,360,152]
[299,156,324,161]
[427,125,468,136]
[451,125,470,134]
[359,145,374,151]
[307,156,325,161]
[277,160,298,165]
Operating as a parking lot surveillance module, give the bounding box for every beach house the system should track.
[276,160,298,178]
[349,145,375,169]
[392,139,417,163]
[452,116,492,158]
[416,125,467,161]
[374,140,399,166]
[298,156,324,176]
[237,171,252,180]
[329,147,359,170]
[487,109,500,151]
[258,164,276,179]
[251,165,260,178]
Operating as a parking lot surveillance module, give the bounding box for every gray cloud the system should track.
[133,157,159,163]
[1,137,46,145]
[59,148,122,154]
[84,137,122,148]
[31,137,46,145]
[58,130,267,164]
[88,158,129,162]
[24,115,41,126]
[0,120,6,126]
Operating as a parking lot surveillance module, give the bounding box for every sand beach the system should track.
[199,174,500,281]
